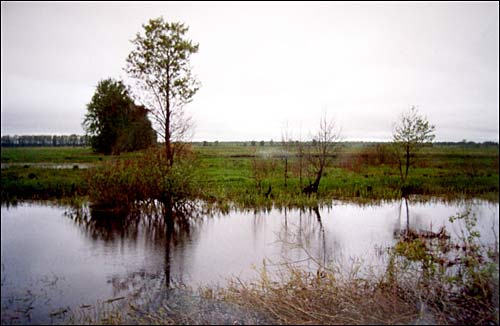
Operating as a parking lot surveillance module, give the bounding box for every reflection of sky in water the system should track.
[0,163,94,169]
[1,199,498,324]
[408,199,499,244]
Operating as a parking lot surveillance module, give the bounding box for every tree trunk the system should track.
[165,66,174,167]
[284,157,288,188]
[164,205,173,288]
[299,150,303,188]
[312,166,323,192]
[303,166,323,195]
[404,144,410,182]
[404,196,410,235]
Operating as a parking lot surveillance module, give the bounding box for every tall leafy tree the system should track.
[392,106,436,184]
[83,78,155,154]
[126,18,200,167]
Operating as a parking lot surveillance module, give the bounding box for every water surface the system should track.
[1,199,498,324]
[1,163,93,169]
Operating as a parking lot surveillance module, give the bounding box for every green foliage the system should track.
[393,106,436,145]
[126,17,199,166]
[392,106,436,183]
[86,147,197,210]
[389,208,499,324]
[394,238,431,263]
[83,78,155,155]
[447,209,496,297]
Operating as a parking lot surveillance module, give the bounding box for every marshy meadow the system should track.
[1,140,499,324]
[2,3,499,325]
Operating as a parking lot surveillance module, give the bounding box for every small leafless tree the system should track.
[303,114,342,195]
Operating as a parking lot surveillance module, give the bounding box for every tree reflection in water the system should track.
[275,206,337,271]
[395,196,448,239]
[64,201,202,296]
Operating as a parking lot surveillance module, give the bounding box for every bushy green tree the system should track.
[83,78,156,154]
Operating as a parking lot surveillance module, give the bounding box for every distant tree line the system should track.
[3,136,496,149]
[1,134,89,147]
[434,141,499,148]
[194,140,498,147]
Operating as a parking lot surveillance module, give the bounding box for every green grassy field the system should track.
[0,146,143,163]
[1,143,499,204]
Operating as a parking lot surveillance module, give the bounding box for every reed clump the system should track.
[213,265,419,325]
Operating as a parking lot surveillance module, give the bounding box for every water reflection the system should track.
[395,197,499,243]
[393,196,413,238]
[1,199,498,325]
[64,202,202,290]
[1,163,94,170]
[275,206,336,272]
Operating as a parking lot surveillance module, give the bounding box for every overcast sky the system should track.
[1,1,499,142]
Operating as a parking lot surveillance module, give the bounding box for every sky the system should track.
[1,1,499,142]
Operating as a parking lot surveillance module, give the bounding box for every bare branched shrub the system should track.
[303,114,342,195]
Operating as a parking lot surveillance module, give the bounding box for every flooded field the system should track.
[1,199,498,324]
[1,163,94,170]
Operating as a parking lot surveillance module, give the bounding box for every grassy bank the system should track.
[1,144,499,204]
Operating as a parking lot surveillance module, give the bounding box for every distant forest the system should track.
[1,135,89,147]
[1,134,498,148]
[193,140,499,148]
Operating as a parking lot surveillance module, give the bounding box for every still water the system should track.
[1,163,94,170]
[1,199,498,324]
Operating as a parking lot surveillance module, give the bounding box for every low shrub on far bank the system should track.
[86,147,198,210]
